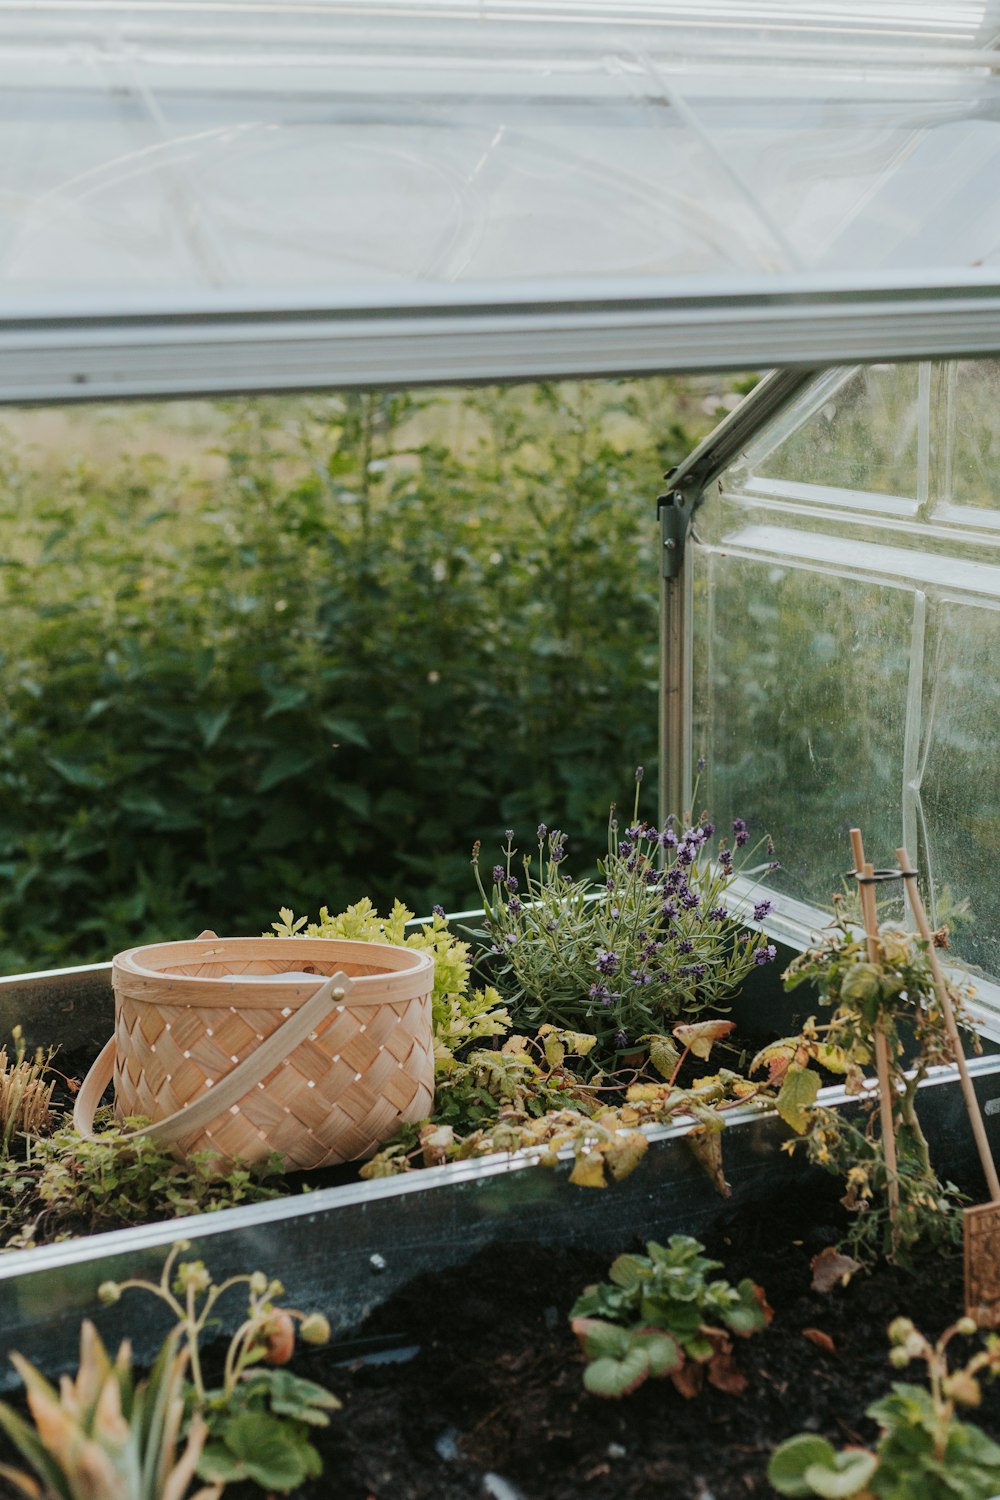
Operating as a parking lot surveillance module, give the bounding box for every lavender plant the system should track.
[472,770,778,1064]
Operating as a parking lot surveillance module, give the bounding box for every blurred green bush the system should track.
[0,379,731,970]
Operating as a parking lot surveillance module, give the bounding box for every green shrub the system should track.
[0,380,726,969]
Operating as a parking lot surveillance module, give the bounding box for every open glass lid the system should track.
[4,2,1000,398]
[691,358,1000,991]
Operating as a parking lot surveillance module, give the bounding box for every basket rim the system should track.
[113,935,435,987]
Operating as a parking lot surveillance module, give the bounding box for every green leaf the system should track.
[195,707,231,747]
[329,781,372,818]
[768,1435,839,1497]
[45,756,107,789]
[804,1450,878,1498]
[776,1065,821,1135]
[583,1345,651,1399]
[631,1329,681,1377]
[321,714,370,748]
[608,1254,648,1292]
[264,685,309,719]
[255,747,322,794]
[212,1410,318,1493]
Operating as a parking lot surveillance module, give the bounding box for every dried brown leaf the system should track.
[810,1247,861,1294]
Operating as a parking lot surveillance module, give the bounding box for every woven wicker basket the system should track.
[74,933,435,1170]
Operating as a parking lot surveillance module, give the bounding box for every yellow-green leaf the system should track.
[775,1066,821,1135]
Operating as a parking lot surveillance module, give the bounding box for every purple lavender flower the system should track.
[503,932,518,948]
[596,949,619,975]
[507,896,522,915]
[589,982,612,1005]
[537,823,547,841]
[635,765,644,782]
[732,817,749,848]
[681,889,700,911]
[606,878,615,892]
[680,963,707,979]
[719,846,733,872]
[506,875,519,894]
[614,1030,629,1050]
[753,899,773,922]
[709,906,728,922]
[768,861,781,872]
[432,904,446,919]
[677,938,693,955]
[504,828,514,842]
[492,864,505,884]
[660,828,678,849]
[702,822,715,838]
[697,756,707,772]
[619,839,634,858]
[549,831,567,864]
[755,944,777,966]
[660,900,678,922]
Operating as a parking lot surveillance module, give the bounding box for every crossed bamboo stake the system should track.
[850,829,1000,1251]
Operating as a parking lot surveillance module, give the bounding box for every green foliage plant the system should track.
[570,1234,769,1400]
[472,770,778,1065]
[753,909,972,1266]
[769,1315,1000,1499]
[0,1319,220,1500]
[97,1242,338,1494]
[0,1111,282,1252]
[0,379,728,970]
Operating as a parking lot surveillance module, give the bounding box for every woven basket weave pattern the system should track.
[112,939,435,1170]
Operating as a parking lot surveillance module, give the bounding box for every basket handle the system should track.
[73,970,355,1149]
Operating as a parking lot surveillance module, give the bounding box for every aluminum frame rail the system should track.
[6,277,1000,407]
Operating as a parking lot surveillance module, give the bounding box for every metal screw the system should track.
[369,1253,387,1273]
[663,538,676,550]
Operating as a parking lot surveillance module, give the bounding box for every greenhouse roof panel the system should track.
[6,2,1000,394]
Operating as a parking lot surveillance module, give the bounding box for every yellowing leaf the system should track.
[686,1127,730,1198]
[749,1039,797,1078]
[626,1083,665,1104]
[642,1033,681,1081]
[775,1065,820,1135]
[602,1130,649,1182]
[673,1020,736,1061]
[569,1151,607,1189]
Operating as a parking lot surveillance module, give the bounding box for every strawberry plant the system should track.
[570,1234,770,1399]
[770,1315,1000,1499]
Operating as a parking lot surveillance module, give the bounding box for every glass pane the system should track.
[949,362,1000,513]
[691,549,913,910]
[918,600,1000,979]
[751,364,920,496]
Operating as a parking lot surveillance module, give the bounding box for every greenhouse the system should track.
[4,4,1000,1498]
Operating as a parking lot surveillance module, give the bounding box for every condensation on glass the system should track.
[694,359,1000,982]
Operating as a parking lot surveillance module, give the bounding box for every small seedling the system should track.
[770,1314,1000,1499]
[97,1242,338,1493]
[570,1234,770,1399]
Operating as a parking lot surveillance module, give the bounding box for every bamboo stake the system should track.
[896,845,1000,1204]
[850,828,900,1232]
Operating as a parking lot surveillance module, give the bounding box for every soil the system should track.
[261,1183,992,1500]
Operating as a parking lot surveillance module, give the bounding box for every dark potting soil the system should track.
[214,1181,992,1500]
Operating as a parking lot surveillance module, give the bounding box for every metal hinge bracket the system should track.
[657,484,695,580]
